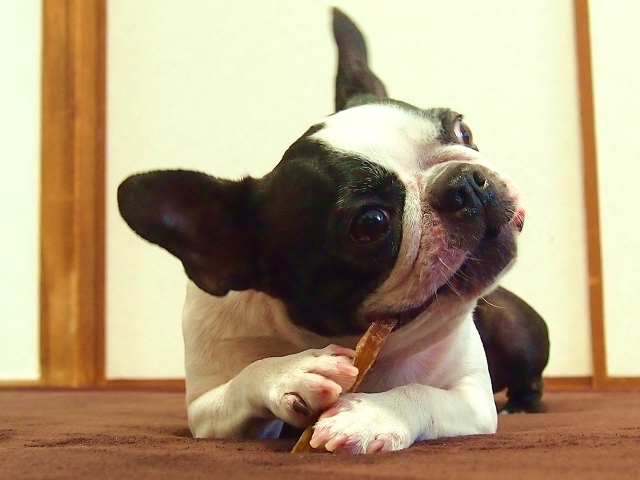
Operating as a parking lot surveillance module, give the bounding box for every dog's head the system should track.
[118,8,523,338]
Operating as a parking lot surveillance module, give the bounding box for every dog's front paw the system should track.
[309,392,413,454]
[266,344,358,428]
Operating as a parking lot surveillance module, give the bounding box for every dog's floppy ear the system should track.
[117,170,257,296]
[332,7,387,112]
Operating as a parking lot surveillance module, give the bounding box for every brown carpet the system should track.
[1,389,639,479]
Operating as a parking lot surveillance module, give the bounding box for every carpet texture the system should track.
[1,389,639,479]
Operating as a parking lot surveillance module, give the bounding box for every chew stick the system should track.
[291,318,398,453]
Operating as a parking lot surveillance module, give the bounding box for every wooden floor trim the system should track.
[95,379,186,391]
[4,376,639,392]
[0,380,44,388]
[598,377,640,390]
[59,376,640,391]
[544,377,593,390]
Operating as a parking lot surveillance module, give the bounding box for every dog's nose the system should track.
[432,166,491,215]
[429,163,509,240]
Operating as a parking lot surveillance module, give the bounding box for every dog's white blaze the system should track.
[312,103,440,177]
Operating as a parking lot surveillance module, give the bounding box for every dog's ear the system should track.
[332,7,387,112]
[117,170,257,296]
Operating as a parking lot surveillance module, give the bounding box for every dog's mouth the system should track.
[366,207,525,331]
[365,271,451,331]
[367,284,447,330]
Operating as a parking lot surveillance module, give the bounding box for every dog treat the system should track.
[291,318,398,453]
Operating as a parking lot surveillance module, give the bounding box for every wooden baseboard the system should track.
[0,379,43,388]
[98,376,628,392]
[53,376,640,391]
[0,378,183,391]
[544,376,593,390]
[530,376,640,390]
[597,377,640,389]
[97,379,185,391]
[3,376,638,392]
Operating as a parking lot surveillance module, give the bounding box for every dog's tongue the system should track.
[513,208,525,232]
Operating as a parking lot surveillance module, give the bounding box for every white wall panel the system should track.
[590,0,640,377]
[0,2,42,380]
[107,0,590,378]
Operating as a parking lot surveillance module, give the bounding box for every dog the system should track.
[118,8,528,453]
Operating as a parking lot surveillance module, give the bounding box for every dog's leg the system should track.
[502,376,545,413]
[475,287,550,414]
[187,345,358,438]
[309,319,498,454]
[310,380,497,454]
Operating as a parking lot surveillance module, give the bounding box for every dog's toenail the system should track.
[292,397,313,417]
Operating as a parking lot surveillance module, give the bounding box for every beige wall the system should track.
[0,2,41,380]
[106,0,591,379]
[590,0,640,376]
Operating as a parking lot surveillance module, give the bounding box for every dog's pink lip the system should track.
[512,207,525,232]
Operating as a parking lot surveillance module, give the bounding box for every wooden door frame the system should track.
[573,0,640,389]
[39,0,106,387]
[573,0,606,388]
[32,0,637,389]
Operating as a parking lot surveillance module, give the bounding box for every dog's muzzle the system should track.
[365,163,523,331]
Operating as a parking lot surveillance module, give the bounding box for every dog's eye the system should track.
[454,116,474,148]
[350,208,390,244]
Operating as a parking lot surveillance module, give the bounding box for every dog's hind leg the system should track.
[501,376,545,414]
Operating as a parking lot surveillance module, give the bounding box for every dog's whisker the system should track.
[439,256,475,283]
[479,297,505,309]
[437,257,454,272]
[440,272,462,299]
[463,254,486,264]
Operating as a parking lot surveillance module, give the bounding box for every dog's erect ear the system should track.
[117,170,257,296]
[332,7,387,112]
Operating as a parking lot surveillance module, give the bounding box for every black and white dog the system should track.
[118,9,537,453]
